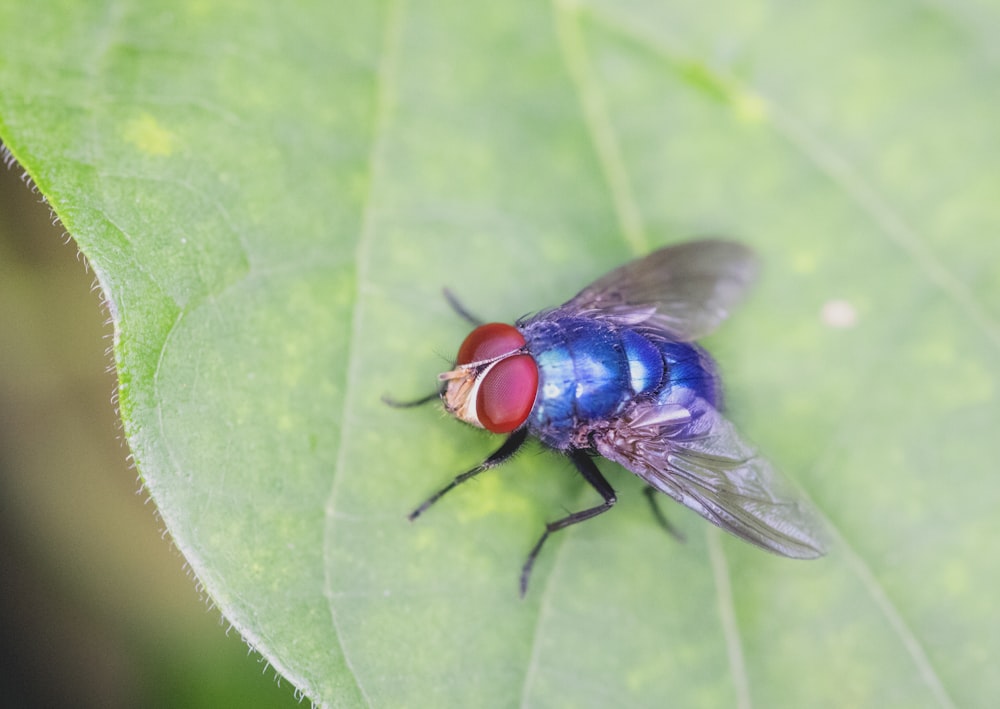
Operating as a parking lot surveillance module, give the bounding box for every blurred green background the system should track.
[0,156,298,708]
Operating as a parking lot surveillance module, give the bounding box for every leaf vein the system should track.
[762,102,1000,354]
[581,4,1000,354]
[553,0,647,256]
[707,527,752,709]
[323,1,407,706]
[827,518,958,708]
[547,8,966,705]
[517,3,656,703]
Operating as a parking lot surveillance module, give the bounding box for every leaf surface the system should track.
[1,0,998,706]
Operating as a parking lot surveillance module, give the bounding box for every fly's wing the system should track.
[556,239,758,341]
[592,393,827,558]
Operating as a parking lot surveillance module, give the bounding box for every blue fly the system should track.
[392,240,827,595]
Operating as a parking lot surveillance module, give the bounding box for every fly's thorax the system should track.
[518,316,720,449]
[520,316,637,448]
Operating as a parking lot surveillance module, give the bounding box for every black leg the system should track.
[385,287,481,407]
[409,428,529,521]
[443,288,484,326]
[642,485,685,542]
[519,450,617,597]
[382,391,441,408]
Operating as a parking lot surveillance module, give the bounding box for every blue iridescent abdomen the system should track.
[520,316,719,449]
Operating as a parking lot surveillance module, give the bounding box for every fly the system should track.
[389,239,827,596]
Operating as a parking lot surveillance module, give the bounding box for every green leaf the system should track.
[2,0,998,706]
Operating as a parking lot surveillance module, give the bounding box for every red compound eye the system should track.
[456,323,526,364]
[477,355,538,433]
[454,323,537,433]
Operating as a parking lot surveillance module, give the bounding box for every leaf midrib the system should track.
[323,0,407,706]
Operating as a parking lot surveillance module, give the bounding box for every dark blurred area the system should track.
[0,155,298,708]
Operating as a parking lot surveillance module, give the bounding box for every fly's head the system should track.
[440,322,538,434]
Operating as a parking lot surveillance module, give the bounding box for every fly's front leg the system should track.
[442,288,484,326]
[409,427,529,521]
[381,391,441,408]
[520,450,617,597]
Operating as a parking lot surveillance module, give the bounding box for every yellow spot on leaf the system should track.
[732,87,768,123]
[791,251,817,274]
[124,113,175,156]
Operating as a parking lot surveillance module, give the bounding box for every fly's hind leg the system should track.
[642,485,685,542]
[520,450,617,597]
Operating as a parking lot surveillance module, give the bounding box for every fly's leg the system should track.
[520,450,617,597]
[384,287,480,406]
[443,288,484,326]
[642,485,685,542]
[382,391,441,408]
[409,428,529,521]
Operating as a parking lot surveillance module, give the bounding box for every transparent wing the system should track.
[592,393,827,558]
[556,239,758,341]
